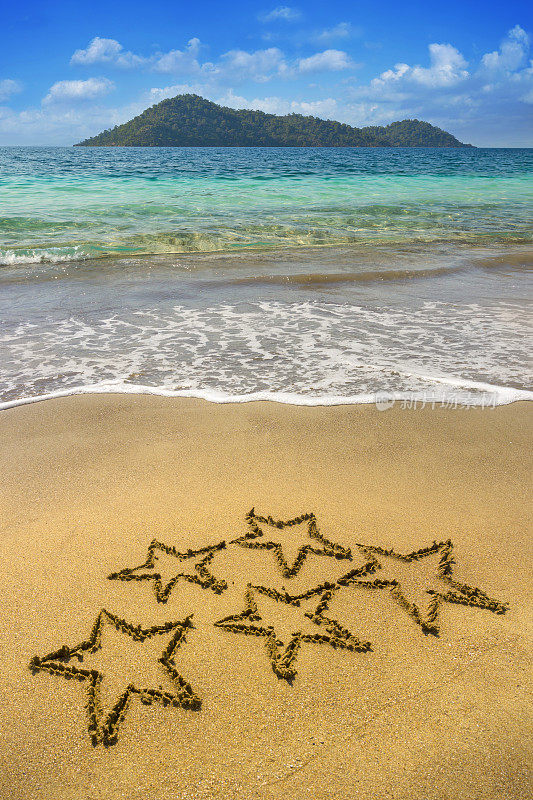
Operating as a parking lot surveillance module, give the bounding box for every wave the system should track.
[2,241,532,284]
[3,238,533,270]
[1,379,531,412]
[0,246,94,266]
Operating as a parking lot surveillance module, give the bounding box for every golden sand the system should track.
[0,396,531,800]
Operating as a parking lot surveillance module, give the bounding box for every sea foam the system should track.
[1,378,531,412]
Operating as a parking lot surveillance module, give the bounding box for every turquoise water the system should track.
[0,147,531,407]
[1,147,532,263]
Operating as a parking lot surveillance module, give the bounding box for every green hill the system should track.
[76,94,471,148]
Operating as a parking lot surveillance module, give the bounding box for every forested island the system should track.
[76,94,471,148]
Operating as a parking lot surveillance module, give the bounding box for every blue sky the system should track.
[1,0,532,145]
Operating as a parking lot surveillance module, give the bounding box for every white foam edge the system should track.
[0,379,531,412]
[0,247,92,266]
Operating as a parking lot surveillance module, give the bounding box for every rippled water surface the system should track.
[1,147,532,263]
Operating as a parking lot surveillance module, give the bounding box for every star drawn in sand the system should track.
[29,609,201,746]
[341,540,508,635]
[214,583,371,682]
[108,539,228,602]
[231,509,352,579]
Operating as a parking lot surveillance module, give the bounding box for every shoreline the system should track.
[2,240,531,418]
[2,237,533,271]
[1,381,532,412]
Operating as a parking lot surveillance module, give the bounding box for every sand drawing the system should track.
[343,540,508,635]
[108,539,228,602]
[214,583,372,682]
[232,508,352,578]
[29,610,201,746]
[29,510,509,744]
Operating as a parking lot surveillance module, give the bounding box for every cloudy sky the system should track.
[1,0,532,146]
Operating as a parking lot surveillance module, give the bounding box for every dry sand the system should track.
[0,395,531,800]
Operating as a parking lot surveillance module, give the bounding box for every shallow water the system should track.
[1,147,532,264]
[0,147,532,407]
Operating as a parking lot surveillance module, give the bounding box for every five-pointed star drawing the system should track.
[344,539,508,635]
[108,539,228,602]
[29,609,201,746]
[214,583,371,682]
[231,509,353,579]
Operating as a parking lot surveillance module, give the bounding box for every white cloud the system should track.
[151,38,202,73]
[0,79,23,102]
[71,37,121,64]
[259,6,301,23]
[0,98,148,146]
[71,37,145,68]
[71,36,204,73]
[414,44,468,86]
[481,25,529,72]
[145,83,201,104]
[68,35,357,83]
[69,36,289,83]
[218,47,289,82]
[373,43,468,89]
[214,89,338,118]
[298,49,355,73]
[43,78,115,105]
[313,22,355,43]
[207,46,356,82]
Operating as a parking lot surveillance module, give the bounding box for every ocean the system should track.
[0,146,532,408]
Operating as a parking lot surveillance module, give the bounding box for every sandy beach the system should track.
[0,395,531,800]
